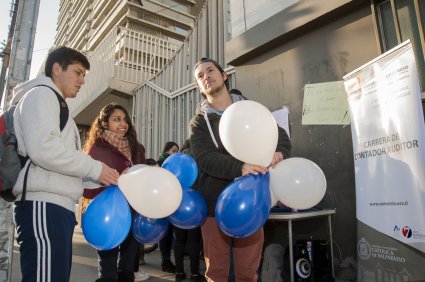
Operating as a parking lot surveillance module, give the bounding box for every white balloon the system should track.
[126,164,148,174]
[269,158,326,210]
[118,166,183,218]
[270,188,278,207]
[219,100,278,167]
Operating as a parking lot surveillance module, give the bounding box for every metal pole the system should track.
[288,219,294,282]
[0,1,41,281]
[0,0,19,112]
[0,0,41,111]
[0,200,16,282]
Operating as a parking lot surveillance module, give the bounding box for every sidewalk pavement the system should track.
[11,227,205,282]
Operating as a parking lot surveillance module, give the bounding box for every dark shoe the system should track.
[175,272,187,281]
[161,259,176,273]
[95,278,118,282]
[118,271,135,282]
[190,273,206,282]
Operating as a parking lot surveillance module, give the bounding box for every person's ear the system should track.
[223,72,228,82]
[102,122,108,129]
[52,62,61,77]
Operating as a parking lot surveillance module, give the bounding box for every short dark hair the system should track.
[229,88,242,96]
[162,141,179,153]
[193,57,229,94]
[146,158,158,166]
[44,46,90,77]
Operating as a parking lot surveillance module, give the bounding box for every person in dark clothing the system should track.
[133,159,160,281]
[228,88,242,96]
[133,158,158,278]
[146,158,158,166]
[157,141,179,166]
[174,139,206,282]
[189,58,291,282]
[157,141,180,273]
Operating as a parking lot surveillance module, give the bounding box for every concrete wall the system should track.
[226,2,380,278]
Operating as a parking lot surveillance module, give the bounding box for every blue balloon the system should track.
[132,214,169,244]
[215,173,271,238]
[169,188,207,229]
[162,153,198,188]
[82,185,131,250]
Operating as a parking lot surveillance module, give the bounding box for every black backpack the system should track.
[0,85,68,202]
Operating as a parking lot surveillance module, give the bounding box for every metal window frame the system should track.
[389,0,402,43]
[372,0,425,94]
[413,0,425,58]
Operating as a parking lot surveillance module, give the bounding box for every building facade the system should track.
[53,0,206,126]
[225,0,424,280]
[133,0,424,279]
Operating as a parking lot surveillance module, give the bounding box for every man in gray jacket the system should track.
[12,46,119,281]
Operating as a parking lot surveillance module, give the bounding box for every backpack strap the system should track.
[20,161,32,207]
[33,85,69,131]
[20,85,69,207]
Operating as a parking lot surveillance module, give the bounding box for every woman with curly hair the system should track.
[82,103,149,282]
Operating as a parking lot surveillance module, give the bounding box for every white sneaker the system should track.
[134,270,150,281]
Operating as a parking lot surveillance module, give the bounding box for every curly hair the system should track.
[83,103,143,163]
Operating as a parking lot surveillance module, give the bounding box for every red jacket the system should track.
[83,138,146,199]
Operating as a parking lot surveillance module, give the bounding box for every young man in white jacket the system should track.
[12,46,119,281]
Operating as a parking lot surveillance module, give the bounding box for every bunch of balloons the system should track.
[82,100,328,248]
[215,100,327,238]
[82,152,207,249]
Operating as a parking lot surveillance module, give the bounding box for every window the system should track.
[374,0,425,93]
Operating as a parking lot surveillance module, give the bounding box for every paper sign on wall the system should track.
[302,81,350,125]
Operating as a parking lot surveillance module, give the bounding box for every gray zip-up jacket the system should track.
[13,75,102,212]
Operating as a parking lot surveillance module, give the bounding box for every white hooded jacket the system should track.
[13,75,102,211]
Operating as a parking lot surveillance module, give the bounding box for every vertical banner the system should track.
[344,41,425,281]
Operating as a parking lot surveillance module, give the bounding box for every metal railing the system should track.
[133,0,231,159]
[67,26,181,116]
